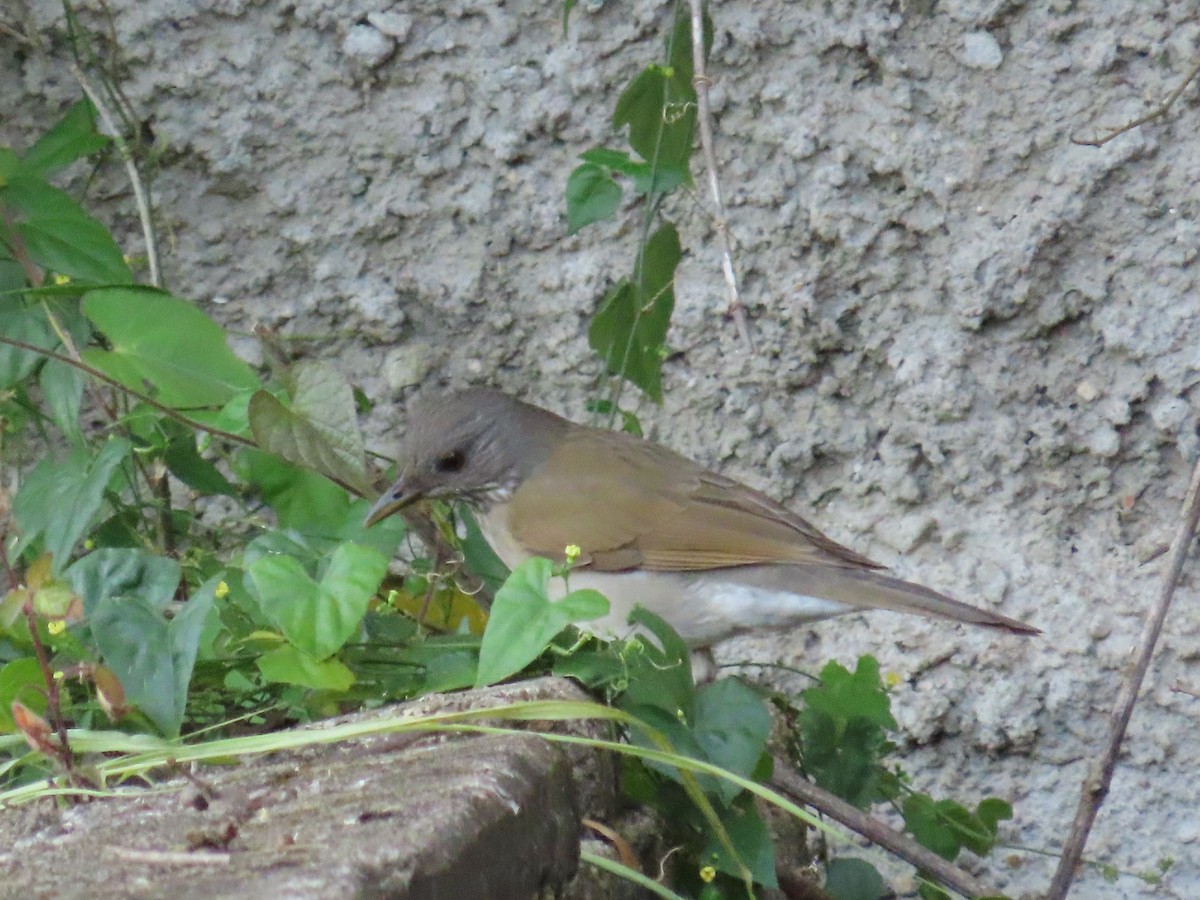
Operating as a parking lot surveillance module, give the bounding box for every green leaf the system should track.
[901,794,991,861]
[0,175,131,285]
[2,174,91,218]
[704,799,777,888]
[257,644,355,691]
[475,557,609,687]
[0,300,55,389]
[917,883,954,900]
[584,397,644,436]
[588,222,681,401]
[247,543,388,660]
[613,67,693,180]
[163,425,237,496]
[825,858,887,900]
[803,657,896,730]
[247,361,371,496]
[693,678,772,803]
[566,163,622,234]
[621,701,710,788]
[324,497,407,556]
[619,605,693,717]
[0,147,19,182]
[66,548,181,616]
[12,438,131,573]
[188,388,255,439]
[551,643,629,687]
[81,288,259,408]
[18,99,110,176]
[905,796,1010,859]
[976,797,1013,833]
[459,507,510,594]
[39,357,85,442]
[801,712,885,809]
[0,658,49,732]
[799,657,897,808]
[89,577,216,736]
[413,646,480,694]
[941,802,997,856]
[579,147,642,175]
[611,8,697,183]
[237,449,350,531]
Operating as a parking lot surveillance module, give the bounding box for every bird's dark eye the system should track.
[435,449,466,473]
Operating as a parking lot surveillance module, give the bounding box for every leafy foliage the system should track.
[800,656,897,808]
[568,3,700,408]
[0,100,416,743]
[792,658,1014,898]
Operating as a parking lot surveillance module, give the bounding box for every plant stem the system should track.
[771,760,995,899]
[1046,455,1200,899]
[687,0,753,350]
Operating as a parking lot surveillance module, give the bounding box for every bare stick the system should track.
[687,0,753,350]
[1046,455,1200,899]
[771,761,995,899]
[1072,58,1200,148]
[106,847,231,866]
[70,62,161,287]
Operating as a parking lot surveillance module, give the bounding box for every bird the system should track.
[364,388,1038,653]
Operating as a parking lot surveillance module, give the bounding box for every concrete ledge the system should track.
[0,679,609,899]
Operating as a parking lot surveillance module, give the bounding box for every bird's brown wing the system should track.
[505,427,884,573]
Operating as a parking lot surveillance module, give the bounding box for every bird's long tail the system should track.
[795,564,1040,635]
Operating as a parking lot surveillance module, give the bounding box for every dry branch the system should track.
[1046,455,1200,898]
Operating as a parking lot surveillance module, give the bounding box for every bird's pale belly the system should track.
[474,504,851,647]
[563,569,854,647]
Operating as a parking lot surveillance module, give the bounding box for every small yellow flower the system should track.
[564,544,581,563]
[52,273,71,285]
[47,620,66,636]
[699,865,716,883]
[215,580,230,599]
[885,671,902,688]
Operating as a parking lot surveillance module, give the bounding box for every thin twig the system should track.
[1072,58,1200,148]
[0,335,253,448]
[687,0,753,350]
[1046,455,1200,899]
[770,761,995,899]
[0,334,374,500]
[21,601,81,779]
[105,846,231,866]
[70,62,161,287]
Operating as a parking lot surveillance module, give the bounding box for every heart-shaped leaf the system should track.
[89,578,216,736]
[257,644,355,691]
[82,288,259,408]
[247,542,387,660]
[12,438,131,573]
[475,557,608,687]
[66,548,181,615]
[248,361,371,496]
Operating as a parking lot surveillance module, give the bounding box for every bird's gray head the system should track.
[364,388,568,525]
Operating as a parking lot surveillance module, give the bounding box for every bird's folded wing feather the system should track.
[506,429,885,573]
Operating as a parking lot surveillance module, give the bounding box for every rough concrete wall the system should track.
[3,0,1199,896]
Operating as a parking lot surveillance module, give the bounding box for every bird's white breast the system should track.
[564,571,852,647]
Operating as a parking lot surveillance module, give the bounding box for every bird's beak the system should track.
[364,479,424,527]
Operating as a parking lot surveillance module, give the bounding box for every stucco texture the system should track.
[3,0,1198,896]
